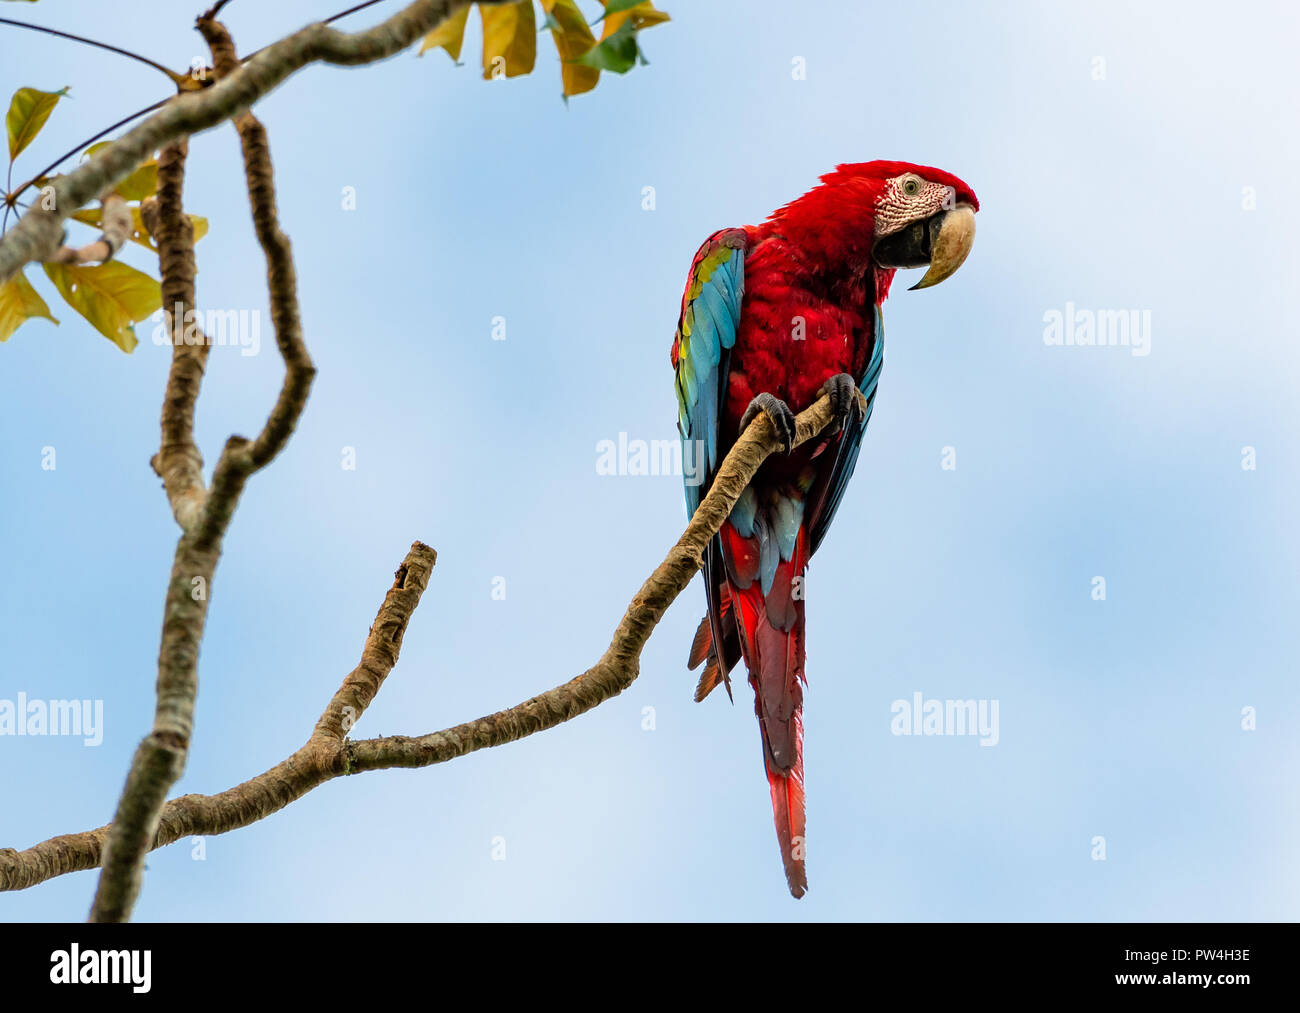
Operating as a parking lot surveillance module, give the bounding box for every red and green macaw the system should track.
[671,161,979,898]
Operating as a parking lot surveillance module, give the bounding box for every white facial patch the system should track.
[874,174,956,237]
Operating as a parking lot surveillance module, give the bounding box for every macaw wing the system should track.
[671,228,746,517]
[673,229,747,696]
[806,304,886,555]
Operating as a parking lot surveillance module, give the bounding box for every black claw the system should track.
[740,392,797,453]
[820,372,864,435]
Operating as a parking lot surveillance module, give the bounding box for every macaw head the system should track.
[769,160,979,294]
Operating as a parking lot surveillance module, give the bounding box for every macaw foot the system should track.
[819,372,865,435]
[740,392,797,453]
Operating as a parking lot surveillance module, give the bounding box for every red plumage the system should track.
[677,161,978,898]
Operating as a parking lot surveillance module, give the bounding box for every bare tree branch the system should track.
[142,143,210,531]
[346,394,853,773]
[197,17,313,479]
[0,541,439,892]
[0,392,853,894]
[88,15,318,921]
[85,139,208,923]
[0,0,504,285]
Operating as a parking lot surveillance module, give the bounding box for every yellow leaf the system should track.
[542,0,601,97]
[42,261,161,353]
[72,206,209,252]
[84,141,159,201]
[6,87,66,162]
[0,270,58,343]
[601,1,670,40]
[115,163,158,201]
[419,4,471,61]
[480,0,537,80]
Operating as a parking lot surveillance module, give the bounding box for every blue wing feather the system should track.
[676,237,746,517]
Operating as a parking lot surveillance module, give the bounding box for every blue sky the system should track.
[2,0,1297,920]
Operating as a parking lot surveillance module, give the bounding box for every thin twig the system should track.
[0,17,186,84]
[325,1,390,25]
[0,0,392,226]
[191,14,316,549]
[202,0,236,19]
[0,0,505,284]
[6,98,170,208]
[237,0,391,65]
[142,142,210,531]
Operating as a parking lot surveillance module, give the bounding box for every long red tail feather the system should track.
[689,519,811,897]
[737,526,809,897]
[766,717,807,898]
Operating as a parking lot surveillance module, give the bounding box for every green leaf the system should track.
[597,0,648,19]
[600,0,670,37]
[575,20,639,73]
[415,1,670,95]
[6,86,67,162]
[581,3,669,74]
[42,260,161,353]
[0,270,58,342]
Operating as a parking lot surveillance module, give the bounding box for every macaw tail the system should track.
[728,520,810,899]
[688,508,811,898]
[765,714,806,898]
[742,585,807,899]
[687,577,738,703]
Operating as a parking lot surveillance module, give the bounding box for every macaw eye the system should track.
[902,177,921,196]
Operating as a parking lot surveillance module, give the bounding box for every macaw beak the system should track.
[872,203,977,290]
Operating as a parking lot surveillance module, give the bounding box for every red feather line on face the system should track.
[819,160,980,211]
